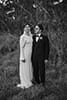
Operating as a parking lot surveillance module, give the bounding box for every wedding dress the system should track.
[17,33,33,88]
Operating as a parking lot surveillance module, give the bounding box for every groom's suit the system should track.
[32,33,50,84]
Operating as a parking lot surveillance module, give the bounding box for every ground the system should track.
[0,32,67,100]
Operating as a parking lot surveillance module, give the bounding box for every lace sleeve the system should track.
[20,35,26,60]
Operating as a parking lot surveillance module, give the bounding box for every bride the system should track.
[17,24,33,89]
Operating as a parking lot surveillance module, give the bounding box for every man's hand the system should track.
[44,59,48,64]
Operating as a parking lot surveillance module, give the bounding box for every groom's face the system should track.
[34,25,40,34]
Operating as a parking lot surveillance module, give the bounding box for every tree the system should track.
[0,0,34,33]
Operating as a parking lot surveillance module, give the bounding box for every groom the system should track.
[32,24,50,86]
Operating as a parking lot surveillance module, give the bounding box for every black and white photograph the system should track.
[0,0,67,100]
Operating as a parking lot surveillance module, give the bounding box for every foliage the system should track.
[0,32,67,100]
[0,0,67,100]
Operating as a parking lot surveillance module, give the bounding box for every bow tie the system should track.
[36,35,39,37]
[36,35,40,37]
[36,33,41,37]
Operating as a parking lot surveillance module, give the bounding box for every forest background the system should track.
[0,0,67,100]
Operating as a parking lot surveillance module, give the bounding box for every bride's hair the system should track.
[20,24,33,36]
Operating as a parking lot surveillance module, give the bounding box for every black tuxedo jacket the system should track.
[32,34,50,60]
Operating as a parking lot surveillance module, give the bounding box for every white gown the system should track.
[18,34,33,88]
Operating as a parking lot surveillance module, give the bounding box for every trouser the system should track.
[33,57,45,84]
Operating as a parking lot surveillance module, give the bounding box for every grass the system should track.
[0,33,67,100]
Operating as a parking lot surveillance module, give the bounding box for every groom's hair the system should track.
[38,24,44,31]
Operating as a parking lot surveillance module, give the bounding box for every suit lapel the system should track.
[36,34,44,48]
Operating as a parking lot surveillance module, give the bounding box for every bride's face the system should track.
[24,25,31,35]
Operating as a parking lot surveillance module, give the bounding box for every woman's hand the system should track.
[21,59,26,63]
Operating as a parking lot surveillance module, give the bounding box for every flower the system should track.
[40,37,43,39]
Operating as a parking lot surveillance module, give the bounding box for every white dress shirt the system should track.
[36,33,41,42]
